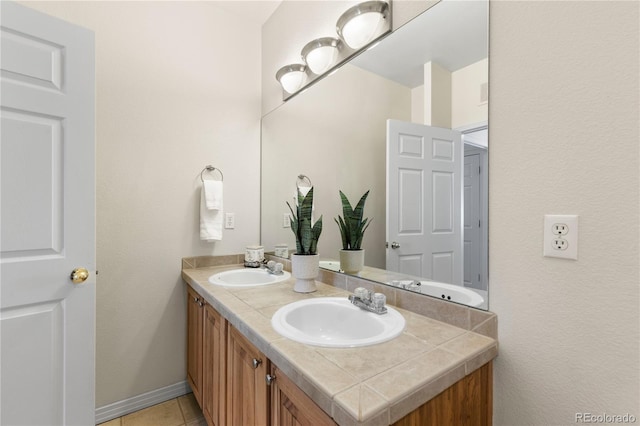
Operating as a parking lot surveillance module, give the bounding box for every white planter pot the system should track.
[339,249,365,274]
[290,253,319,293]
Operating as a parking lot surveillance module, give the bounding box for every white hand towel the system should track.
[203,180,223,210]
[200,185,223,241]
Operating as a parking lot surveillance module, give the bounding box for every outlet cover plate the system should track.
[544,214,578,260]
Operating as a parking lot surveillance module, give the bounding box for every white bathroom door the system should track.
[386,120,463,284]
[1,2,96,425]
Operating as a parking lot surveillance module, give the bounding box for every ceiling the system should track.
[351,0,488,88]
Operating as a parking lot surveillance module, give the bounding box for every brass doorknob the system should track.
[70,267,89,284]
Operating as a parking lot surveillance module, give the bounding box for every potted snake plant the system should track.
[286,187,323,292]
[334,190,371,274]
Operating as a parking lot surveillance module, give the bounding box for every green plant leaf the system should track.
[334,190,372,250]
[285,187,322,255]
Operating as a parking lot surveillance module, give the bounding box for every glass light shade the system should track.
[301,37,341,75]
[337,1,389,50]
[275,64,307,94]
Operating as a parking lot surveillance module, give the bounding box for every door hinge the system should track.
[478,166,481,174]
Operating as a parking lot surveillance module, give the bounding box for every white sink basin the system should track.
[271,297,405,348]
[208,268,291,287]
[392,280,485,308]
[319,260,341,272]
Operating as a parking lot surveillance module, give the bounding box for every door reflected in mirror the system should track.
[261,0,489,309]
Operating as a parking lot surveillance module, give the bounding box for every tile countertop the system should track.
[182,263,498,426]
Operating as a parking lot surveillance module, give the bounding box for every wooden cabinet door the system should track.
[270,365,337,426]
[227,326,269,426]
[203,304,227,426]
[186,286,204,406]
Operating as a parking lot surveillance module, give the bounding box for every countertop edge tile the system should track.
[464,343,499,375]
[388,364,467,424]
[332,397,390,426]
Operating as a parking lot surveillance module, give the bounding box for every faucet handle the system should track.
[354,287,371,300]
[372,293,386,309]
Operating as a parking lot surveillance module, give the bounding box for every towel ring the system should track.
[296,174,312,188]
[200,165,224,182]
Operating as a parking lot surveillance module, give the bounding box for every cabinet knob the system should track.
[252,358,262,369]
[265,374,276,385]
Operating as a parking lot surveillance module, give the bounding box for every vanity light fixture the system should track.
[275,64,308,94]
[275,0,391,99]
[336,1,389,50]
[301,37,342,75]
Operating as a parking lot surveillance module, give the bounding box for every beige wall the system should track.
[452,58,488,128]
[409,57,488,129]
[490,1,639,423]
[20,1,262,407]
[423,61,452,127]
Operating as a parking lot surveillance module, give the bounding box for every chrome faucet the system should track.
[390,280,421,290]
[348,287,387,314]
[264,260,284,275]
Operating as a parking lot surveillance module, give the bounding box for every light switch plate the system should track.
[225,213,235,229]
[543,214,578,260]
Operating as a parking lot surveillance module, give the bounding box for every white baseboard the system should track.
[95,381,191,425]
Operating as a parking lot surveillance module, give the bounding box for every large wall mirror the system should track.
[261,0,489,309]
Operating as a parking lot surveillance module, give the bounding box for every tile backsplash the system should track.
[181,254,497,340]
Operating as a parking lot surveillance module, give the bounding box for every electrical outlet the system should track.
[225,213,235,229]
[283,213,291,228]
[552,223,569,236]
[544,215,578,260]
[552,238,569,250]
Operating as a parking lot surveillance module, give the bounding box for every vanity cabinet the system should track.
[203,303,227,426]
[186,286,227,426]
[226,325,269,425]
[186,286,204,406]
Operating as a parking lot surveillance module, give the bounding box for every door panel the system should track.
[0,2,95,425]
[387,119,462,285]
[1,109,63,258]
[398,169,422,233]
[1,302,64,424]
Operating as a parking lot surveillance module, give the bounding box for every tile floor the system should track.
[98,393,205,426]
